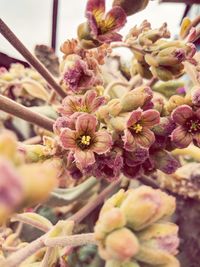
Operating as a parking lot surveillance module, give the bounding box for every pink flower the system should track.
[59,114,112,170]
[58,90,106,116]
[123,109,160,151]
[171,105,200,148]
[85,0,127,44]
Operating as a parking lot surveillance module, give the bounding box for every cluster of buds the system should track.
[94,186,180,267]
[127,21,196,81]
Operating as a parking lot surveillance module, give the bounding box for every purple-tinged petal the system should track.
[92,130,112,154]
[171,126,192,148]
[142,110,160,127]
[74,150,95,170]
[59,128,77,149]
[171,105,193,125]
[86,12,99,37]
[59,95,81,116]
[76,114,97,134]
[152,150,180,174]
[127,110,142,128]
[104,6,127,32]
[53,116,75,135]
[64,59,95,92]
[86,0,105,22]
[193,133,200,147]
[122,164,142,179]
[84,90,106,112]
[124,146,149,167]
[194,108,200,119]
[97,32,123,43]
[135,128,155,148]
[123,129,137,151]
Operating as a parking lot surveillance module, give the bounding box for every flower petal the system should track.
[74,150,95,170]
[53,117,76,135]
[86,0,105,22]
[142,110,160,127]
[76,114,98,134]
[135,128,155,148]
[92,130,112,154]
[104,6,127,32]
[124,146,149,167]
[193,133,200,147]
[59,95,81,116]
[123,129,137,151]
[97,32,123,43]
[171,126,192,148]
[171,105,193,125]
[59,128,77,149]
[84,90,106,112]
[127,110,142,128]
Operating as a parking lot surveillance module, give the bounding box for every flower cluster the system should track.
[94,186,180,267]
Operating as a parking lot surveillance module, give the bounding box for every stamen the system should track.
[133,124,143,134]
[81,135,91,146]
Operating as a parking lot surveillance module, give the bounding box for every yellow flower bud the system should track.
[103,228,139,261]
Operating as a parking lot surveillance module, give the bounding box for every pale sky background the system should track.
[0,0,186,61]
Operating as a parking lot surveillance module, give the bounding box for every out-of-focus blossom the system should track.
[123,109,160,151]
[58,89,106,116]
[59,114,112,170]
[171,105,200,148]
[85,0,127,44]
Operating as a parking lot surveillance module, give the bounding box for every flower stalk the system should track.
[0,18,66,98]
[0,95,54,131]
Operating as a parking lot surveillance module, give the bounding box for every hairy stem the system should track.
[0,95,54,131]
[0,18,66,98]
[45,233,96,247]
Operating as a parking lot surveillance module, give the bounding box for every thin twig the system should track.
[45,233,95,247]
[0,95,54,131]
[70,178,121,223]
[0,18,66,98]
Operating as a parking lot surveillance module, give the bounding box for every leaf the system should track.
[22,79,49,101]
[46,177,98,206]
[12,212,53,232]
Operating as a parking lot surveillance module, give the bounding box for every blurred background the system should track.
[0,0,200,63]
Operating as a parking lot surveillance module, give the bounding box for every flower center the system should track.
[133,123,143,134]
[77,135,92,150]
[78,105,88,112]
[185,118,200,134]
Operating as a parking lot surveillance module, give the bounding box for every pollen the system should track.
[81,135,91,145]
[133,123,143,134]
[78,105,88,112]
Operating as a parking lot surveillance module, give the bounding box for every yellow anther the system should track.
[81,135,91,145]
[133,123,143,134]
[78,105,88,112]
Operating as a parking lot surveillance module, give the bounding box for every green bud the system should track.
[151,66,173,81]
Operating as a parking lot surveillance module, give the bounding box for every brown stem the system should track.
[0,18,66,98]
[0,95,54,131]
[45,233,95,247]
[70,178,121,223]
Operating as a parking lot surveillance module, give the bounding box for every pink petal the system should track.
[171,105,193,125]
[53,117,75,135]
[59,128,77,149]
[86,0,105,21]
[127,109,142,128]
[60,95,81,116]
[171,126,192,148]
[97,32,123,43]
[92,130,112,154]
[194,133,200,147]
[135,128,155,148]
[195,108,200,119]
[84,90,106,113]
[123,129,137,151]
[104,6,127,32]
[142,109,160,127]
[74,150,95,170]
[76,114,97,134]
